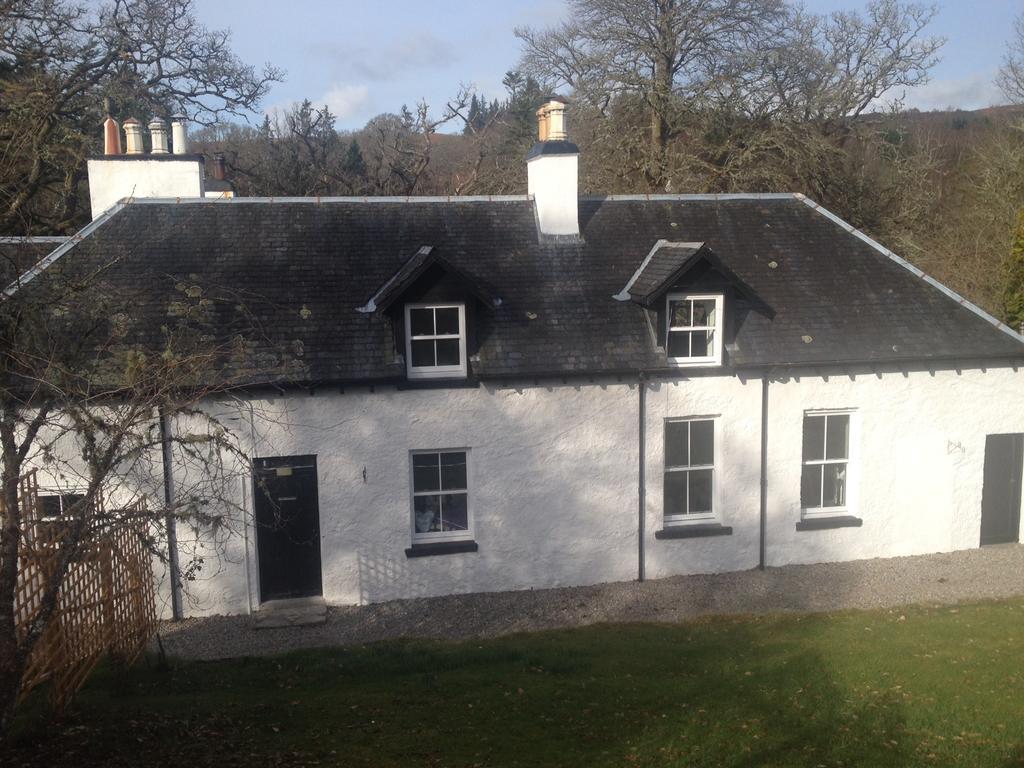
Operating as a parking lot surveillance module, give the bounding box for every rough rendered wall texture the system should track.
[764,366,1024,566]
[174,366,1024,618]
[176,382,641,616]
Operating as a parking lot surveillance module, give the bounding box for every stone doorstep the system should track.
[253,596,328,629]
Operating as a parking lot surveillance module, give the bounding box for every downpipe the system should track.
[638,371,646,582]
[159,406,183,620]
[759,375,769,571]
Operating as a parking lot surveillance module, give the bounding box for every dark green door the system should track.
[253,456,323,601]
[980,434,1023,546]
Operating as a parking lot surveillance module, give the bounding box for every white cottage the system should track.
[6,101,1024,618]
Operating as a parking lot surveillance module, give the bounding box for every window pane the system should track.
[63,494,85,511]
[414,494,442,533]
[441,493,469,532]
[40,496,62,518]
[412,453,440,492]
[435,338,461,366]
[689,469,713,513]
[802,416,825,461]
[669,300,691,328]
[826,415,850,460]
[692,299,716,328]
[801,464,823,508]
[690,420,714,466]
[410,339,435,367]
[440,452,467,490]
[435,307,460,335]
[823,463,847,507]
[665,421,689,467]
[690,331,709,357]
[667,330,690,357]
[409,308,434,337]
[664,471,688,516]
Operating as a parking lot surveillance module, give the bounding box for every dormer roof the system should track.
[358,245,502,314]
[614,240,772,316]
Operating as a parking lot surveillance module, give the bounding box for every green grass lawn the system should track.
[5,599,1024,767]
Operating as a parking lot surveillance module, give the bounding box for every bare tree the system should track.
[516,0,789,185]
[0,0,283,233]
[0,231,296,728]
[739,1,943,130]
[997,12,1024,105]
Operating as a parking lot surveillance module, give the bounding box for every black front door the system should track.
[253,456,323,601]
[980,434,1023,546]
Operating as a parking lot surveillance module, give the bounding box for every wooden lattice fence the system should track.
[9,471,158,711]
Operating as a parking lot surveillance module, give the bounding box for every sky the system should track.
[191,0,1023,131]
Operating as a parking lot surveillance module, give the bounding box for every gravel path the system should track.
[157,545,1024,661]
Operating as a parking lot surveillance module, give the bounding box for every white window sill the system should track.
[667,358,722,368]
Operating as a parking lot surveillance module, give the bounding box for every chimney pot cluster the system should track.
[536,97,569,142]
[100,110,189,155]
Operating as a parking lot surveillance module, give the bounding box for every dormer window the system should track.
[667,294,723,366]
[405,303,467,379]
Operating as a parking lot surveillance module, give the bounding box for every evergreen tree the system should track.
[343,139,367,178]
[1003,210,1024,330]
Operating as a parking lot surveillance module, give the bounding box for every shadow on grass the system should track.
[3,616,916,768]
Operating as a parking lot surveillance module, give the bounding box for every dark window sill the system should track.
[655,523,733,540]
[796,515,862,531]
[405,540,479,558]
[398,377,478,390]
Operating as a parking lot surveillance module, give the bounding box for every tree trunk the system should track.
[0,465,24,733]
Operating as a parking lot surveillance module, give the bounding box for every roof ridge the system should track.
[796,194,1024,346]
[88,192,803,206]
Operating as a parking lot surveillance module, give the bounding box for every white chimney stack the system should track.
[527,97,579,238]
[88,108,205,220]
[123,118,144,154]
[171,116,188,154]
[149,118,169,154]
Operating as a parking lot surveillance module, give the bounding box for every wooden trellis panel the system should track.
[6,472,158,711]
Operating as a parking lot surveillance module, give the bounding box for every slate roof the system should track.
[4,195,1023,386]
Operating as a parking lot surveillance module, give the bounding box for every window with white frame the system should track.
[663,418,715,522]
[405,303,467,379]
[801,412,851,513]
[411,450,471,543]
[666,294,723,365]
[39,492,86,519]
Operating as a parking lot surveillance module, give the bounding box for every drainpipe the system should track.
[159,406,183,620]
[638,371,647,582]
[759,375,769,571]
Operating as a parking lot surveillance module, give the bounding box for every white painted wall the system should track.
[87,158,205,219]
[527,153,579,236]
[173,382,641,616]
[168,365,1024,618]
[764,366,1024,565]
[28,365,1021,619]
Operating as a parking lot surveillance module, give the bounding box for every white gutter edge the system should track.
[796,193,1024,345]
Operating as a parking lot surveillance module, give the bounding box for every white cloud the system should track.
[321,32,458,83]
[897,72,1007,112]
[319,84,371,121]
